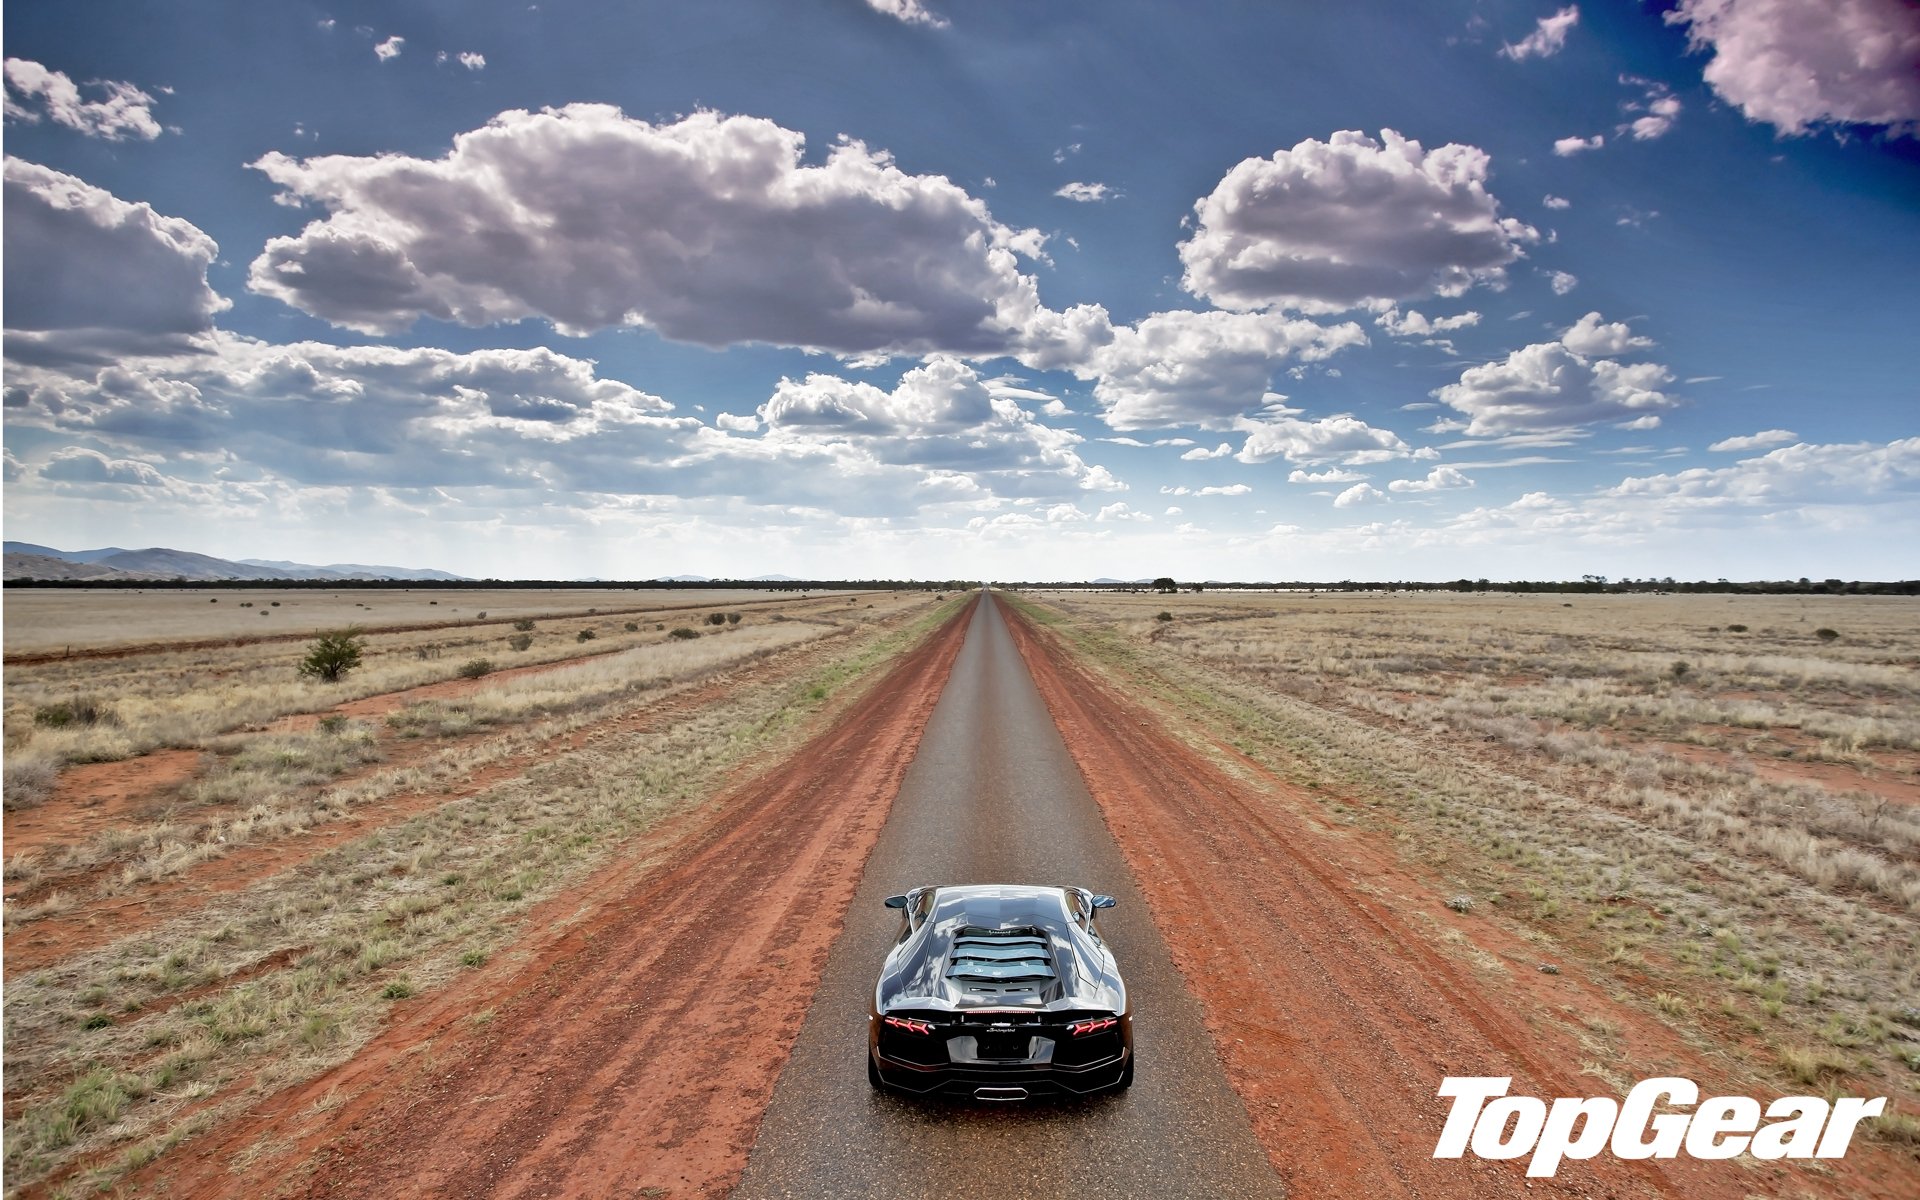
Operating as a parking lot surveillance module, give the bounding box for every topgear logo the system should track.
[1433,1076,1886,1178]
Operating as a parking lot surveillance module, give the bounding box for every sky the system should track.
[3,0,1917,582]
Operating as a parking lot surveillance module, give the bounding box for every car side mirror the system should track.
[1092,895,1116,909]
[883,894,909,909]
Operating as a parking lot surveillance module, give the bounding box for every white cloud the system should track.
[1388,465,1475,492]
[756,355,1119,498]
[247,105,1102,362]
[40,446,168,487]
[1288,467,1366,484]
[1334,482,1387,507]
[375,36,405,61]
[1096,502,1151,521]
[1607,438,1920,506]
[1547,270,1579,295]
[1163,505,1183,515]
[1709,428,1798,452]
[866,0,949,29]
[1076,308,1366,430]
[714,412,760,432]
[1432,341,1677,435]
[1559,311,1653,357]
[1626,89,1682,140]
[1553,134,1605,155]
[1054,181,1114,202]
[1197,483,1252,496]
[2,58,165,140]
[1503,6,1580,60]
[1180,442,1234,460]
[1178,129,1539,313]
[3,159,229,363]
[458,52,487,71]
[1666,0,1920,136]
[1374,306,1482,338]
[1543,194,1571,209]
[1235,412,1422,466]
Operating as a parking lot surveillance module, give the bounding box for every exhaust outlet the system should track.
[974,1086,1030,1101]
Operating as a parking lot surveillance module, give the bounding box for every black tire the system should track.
[868,1052,884,1090]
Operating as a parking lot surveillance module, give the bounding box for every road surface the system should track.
[733,593,1283,1199]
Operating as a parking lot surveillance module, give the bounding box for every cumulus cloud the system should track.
[1388,465,1475,492]
[40,446,169,487]
[1553,134,1605,155]
[756,356,1120,496]
[866,0,949,28]
[1543,194,1571,209]
[1431,341,1677,435]
[1623,81,1683,140]
[1709,428,1798,452]
[375,36,405,61]
[1559,311,1653,356]
[458,52,486,70]
[714,412,760,432]
[1607,438,1920,505]
[1547,270,1579,295]
[1074,308,1366,430]
[1288,467,1367,484]
[1503,6,1580,60]
[1334,482,1387,507]
[1096,501,1151,521]
[3,159,229,363]
[1180,442,1234,460]
[1177,129,1539,313]
[1054,181,1114,202]
[247,105,1100,362]
[2,58,165,140]
[1235,411,1425,466]
[1374,306,1482,338]
[1197,483,1252,496]
[1666,0,1920,136]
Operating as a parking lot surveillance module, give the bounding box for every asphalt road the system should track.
[733,593,1284,1199]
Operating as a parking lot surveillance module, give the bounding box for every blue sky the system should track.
[4,0,1917,580]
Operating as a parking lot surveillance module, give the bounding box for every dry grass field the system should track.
[0,586,958,1195]
[0,587,824,654]
[1017,589,1920,1154]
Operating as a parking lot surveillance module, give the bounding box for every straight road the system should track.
[734,593,1283,1199]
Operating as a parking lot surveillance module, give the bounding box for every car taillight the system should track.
[884,1015,933,1035]
[1067,1016,1118,1036]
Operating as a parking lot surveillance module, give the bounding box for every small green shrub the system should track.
[726,612,741,625]
[1670,660,1689,680]
[511,618,535,632]
[33,696,115,728]
[457,658,494,679]
[507,633,534,652]
[460,950,488,968]
[380,980,417,1000]
[706,612,727,626]
[299,627,366,683]
[576,629,597,643]
[317,713,349,735]
[1815,627,1839,642]
[624,621,639,632]
[1155,612,1173,622]
[669,627,699,640]
[1726,623,1748,633]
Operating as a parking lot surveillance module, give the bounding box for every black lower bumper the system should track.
[871,1048,1131,1099]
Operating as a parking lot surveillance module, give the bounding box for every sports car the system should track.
[867,883,1133,1100]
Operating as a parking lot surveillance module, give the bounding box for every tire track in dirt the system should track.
[3,629,854,976]
[115,595,976,1200]
[1000,601,1767,1200]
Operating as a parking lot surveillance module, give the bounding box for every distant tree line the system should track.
[994,577,1920,596]
[2,577,982,593]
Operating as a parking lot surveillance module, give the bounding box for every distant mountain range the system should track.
[4,542,467,582]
